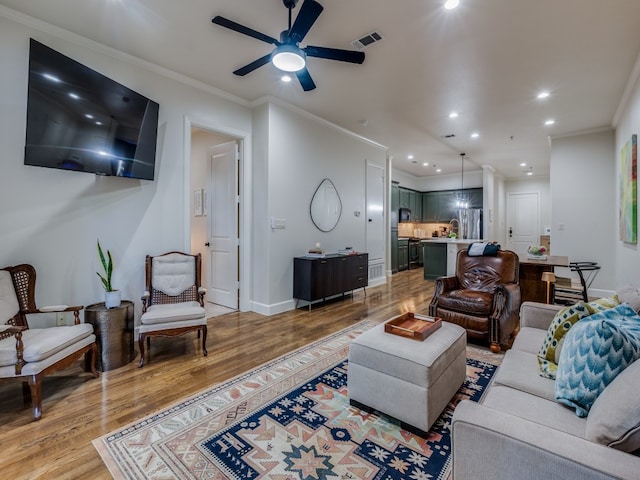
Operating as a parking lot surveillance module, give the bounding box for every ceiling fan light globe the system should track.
[272,45,306,72]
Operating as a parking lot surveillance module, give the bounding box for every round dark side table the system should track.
[85,300,135,371]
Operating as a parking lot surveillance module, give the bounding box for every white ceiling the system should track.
[3,0,640,179]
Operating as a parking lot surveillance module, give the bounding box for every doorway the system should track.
[190,128,241,312]
[506,192,540,256]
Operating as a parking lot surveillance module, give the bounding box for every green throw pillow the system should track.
[537,296,620,379]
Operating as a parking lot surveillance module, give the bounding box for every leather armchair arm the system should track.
[429,276,460,316]
[489,283,521,347]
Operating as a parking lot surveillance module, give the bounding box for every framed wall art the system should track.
[620,134,637,243]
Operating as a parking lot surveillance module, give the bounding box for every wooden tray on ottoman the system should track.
[384,312,442,341]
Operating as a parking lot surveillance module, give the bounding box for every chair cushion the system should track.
[555,304,640,417]
[151,253,196,296]
[586,357,640,452]
[0,270,20,322]
[437,289,493,315]
[0,323,94,366]
[140,301,205,325]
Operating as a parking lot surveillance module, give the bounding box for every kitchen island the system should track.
[421,238,482,279]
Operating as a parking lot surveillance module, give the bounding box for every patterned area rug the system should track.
[94,320,502,479]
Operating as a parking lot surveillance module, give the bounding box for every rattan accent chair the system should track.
[0,264,98,420]
[138,251,208,367]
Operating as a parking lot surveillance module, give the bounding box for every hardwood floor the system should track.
[0,268,434,479]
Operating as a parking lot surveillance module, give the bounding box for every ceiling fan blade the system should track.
[289,0,324,44]
[296,68,317,91]
[305,45,365,64]
[233,53,273,76]
[212,16,280,45]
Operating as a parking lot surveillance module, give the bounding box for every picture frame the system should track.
[194,189,203,217]
[619,134,637,243]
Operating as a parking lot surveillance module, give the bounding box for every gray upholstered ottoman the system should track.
[348,320,466,436]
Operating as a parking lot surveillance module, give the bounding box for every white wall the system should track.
[549,130,616,290]
[251,101,387,314]
[614,62,640,288]
[0,15,252,326]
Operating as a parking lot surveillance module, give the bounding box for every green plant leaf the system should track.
[97,240,114,291]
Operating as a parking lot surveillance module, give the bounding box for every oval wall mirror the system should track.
[310,178,342,232]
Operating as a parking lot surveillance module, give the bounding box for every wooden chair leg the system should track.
[86,344,99,377]
[201,326,208,356]
[138,334,146,368]
[28,376,42,421]
[490,342,501,353]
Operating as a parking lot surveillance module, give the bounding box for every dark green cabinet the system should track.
[399,188,410,209]
[421,188,483,222]
[398,239,409,271]
[391,231,399,273]
[423,243,447,280]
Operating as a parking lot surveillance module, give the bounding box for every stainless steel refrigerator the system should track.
[457,208,483,240]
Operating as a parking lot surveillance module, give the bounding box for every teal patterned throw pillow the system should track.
[555,303,640,417]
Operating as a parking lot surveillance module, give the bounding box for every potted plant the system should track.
[97,240,121,309]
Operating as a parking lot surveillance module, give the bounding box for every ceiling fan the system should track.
[212,0,365,91]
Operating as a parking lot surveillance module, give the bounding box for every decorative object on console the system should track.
[97,240,121,309]
[527,245,548,260]
[541,271,556,304]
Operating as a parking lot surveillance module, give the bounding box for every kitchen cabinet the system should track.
[423,242,447,279]
[391,182,399,228]
[398,239,409,271]
[410,191,422,221]
[421,189,483,222]
[293,253,368,309]
[399,188,410,209]
[391,230,399,273]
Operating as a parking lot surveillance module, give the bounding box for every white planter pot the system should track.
[105,290,121,309]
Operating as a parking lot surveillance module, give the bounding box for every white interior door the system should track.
[506,192,539,256]
[207,141,239,309]
[366,162,385,263]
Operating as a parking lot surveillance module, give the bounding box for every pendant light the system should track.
[455,153,469,209]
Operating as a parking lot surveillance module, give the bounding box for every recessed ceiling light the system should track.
[423,162,429,166]
[537,91,550,100]
[436,168,442,173]
[520,162,527,167]
[449,111,459,119]
[408,154,414,159]
[527,171,533,176]
[444,0,460,9]
[470,132,479,138]
[281,75,292,83]
[544,119,555,126]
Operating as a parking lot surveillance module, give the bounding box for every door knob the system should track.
[508,228,512,238]
[205,242,210,247]
[368,218,373,222]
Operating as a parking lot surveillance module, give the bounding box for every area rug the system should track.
[94,320,502,479]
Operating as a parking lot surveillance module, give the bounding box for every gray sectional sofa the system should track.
[451,301,640,480]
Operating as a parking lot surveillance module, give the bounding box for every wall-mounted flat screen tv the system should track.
[24,39,159,180]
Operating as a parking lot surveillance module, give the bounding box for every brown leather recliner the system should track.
[429,248,521,352]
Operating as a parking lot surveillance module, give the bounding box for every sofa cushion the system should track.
[537,296,621,380]
[618,284,640,313]
[586,357,640,452]
[493,349,556,401]
[512,326,547,355]
[482,385,586,438]
[555,304,640,417]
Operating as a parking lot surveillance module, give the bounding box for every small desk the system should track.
[85,301,135,371]
[518,255,569,303]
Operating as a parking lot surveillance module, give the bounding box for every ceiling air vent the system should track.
[351,31,383,50]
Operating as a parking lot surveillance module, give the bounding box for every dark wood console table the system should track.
[518,255,569,303]
[293,253,368,310]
